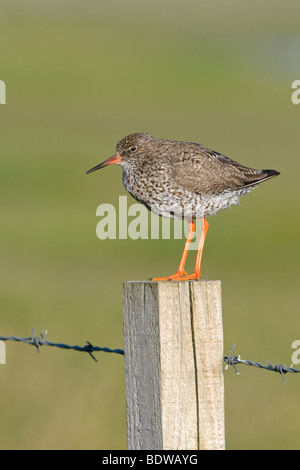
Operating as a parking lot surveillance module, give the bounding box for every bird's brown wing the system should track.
[171,144,270,195]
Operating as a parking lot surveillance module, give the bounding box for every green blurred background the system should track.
[0,0,299,450]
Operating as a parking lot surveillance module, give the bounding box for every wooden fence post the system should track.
[123,280,225,451]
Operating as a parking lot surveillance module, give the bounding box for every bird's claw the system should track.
[152,271,201,281]
[152,270,202,281]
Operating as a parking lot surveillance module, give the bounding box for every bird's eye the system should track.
[130,146,137,152]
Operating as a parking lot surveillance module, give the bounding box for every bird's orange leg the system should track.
[180,218,209,281]
[152,221,196,281]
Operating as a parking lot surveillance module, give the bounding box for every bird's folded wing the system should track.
[171,147,268,195]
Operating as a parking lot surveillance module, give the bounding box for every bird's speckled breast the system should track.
[122,165,248,220]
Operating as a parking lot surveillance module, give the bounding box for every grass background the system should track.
[0,0,299,449]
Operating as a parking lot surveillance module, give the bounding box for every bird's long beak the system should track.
[86,154,122,174]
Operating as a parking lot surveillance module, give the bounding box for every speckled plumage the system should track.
[87,132,280,281]
[110,132,279,220]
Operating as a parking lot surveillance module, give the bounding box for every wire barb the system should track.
[84,341,98,362]
[224,344,240,376]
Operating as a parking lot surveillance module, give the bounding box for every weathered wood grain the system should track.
[123,280,225,450]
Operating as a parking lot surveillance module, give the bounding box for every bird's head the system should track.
[86,133,154,174]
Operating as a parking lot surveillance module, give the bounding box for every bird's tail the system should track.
[242,169,280,188]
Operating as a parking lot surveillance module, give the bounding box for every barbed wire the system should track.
[224,344,300,383]
[0,328,124,362]
[1,331,300,382]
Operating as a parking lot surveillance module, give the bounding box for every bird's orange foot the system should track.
[179,272,201,281]
[152,270,188,281]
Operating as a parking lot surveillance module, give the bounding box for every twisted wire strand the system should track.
[224,344,300,383]
[0,328,124,362]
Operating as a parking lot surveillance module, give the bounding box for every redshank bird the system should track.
[87,133,279,281]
